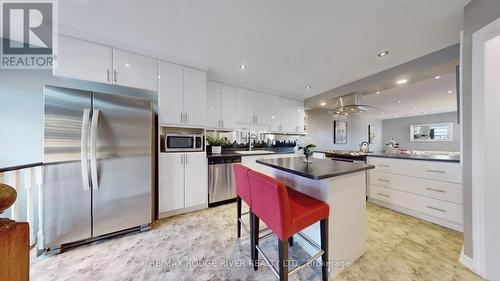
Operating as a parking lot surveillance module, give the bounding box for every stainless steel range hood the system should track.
[326,93,381,115]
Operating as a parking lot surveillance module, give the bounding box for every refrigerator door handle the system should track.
[81,108,91,191]
[90,109,100,190]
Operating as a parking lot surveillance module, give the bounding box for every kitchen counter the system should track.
[255,156,372,277]
[256,157,374,180]
[367,152,460,163]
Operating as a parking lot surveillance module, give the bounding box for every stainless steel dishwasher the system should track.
[208,155,241,207]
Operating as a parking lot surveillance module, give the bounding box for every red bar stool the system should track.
[248,170,329,281]
[233,163,252,237]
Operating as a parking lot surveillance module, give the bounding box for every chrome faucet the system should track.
[248,133,258,151]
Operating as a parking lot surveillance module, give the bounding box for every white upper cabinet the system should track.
[207,81,237,129]
[236,88,256,124]
[54,35,157,91]
[112,49,157,91]
[206,81,221,128]
[268,97,305,133]
[185,67,207,127]
[158,61,207,127]
[54,35,112,84]
[254,92,273,125]
[158,61,184,125]
[220,84,237,129]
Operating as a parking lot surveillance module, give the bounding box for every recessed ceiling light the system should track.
[377,51,389,57]
[297,109,301,112]
[240,64,247,71]
[396,79,408,85]
[376,91,381,94]
[448,90,453,94]
[306,85,312,90]
[397,100,401,104]
[335,112,340,114]
[350,108,355,111]
[434,76,441,79]
[271,116,275,119]
[320,102,326,106]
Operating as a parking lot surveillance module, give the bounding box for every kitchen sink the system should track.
[235,150,276,155]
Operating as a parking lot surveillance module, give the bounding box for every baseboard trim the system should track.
[459,247,474,271]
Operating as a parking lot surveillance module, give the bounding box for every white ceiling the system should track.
[58,0,469,100]
[360,72,457,119]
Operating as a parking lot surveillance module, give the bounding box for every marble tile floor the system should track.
[30,203,484,281]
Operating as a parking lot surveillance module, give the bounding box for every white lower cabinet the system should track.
[367,156,463,231]
[159,153,185,213]
[184,153,208,208]
[159,152,207,216]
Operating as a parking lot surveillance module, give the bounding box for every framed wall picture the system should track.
[333,120,347,144]
[368,125,376,144]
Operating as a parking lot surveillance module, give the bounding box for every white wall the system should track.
[306,109,382,152]
[382,112,460,152]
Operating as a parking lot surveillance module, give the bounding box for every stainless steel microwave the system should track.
[164,133,204,152]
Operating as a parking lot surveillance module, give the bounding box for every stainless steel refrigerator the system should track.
[43,85,153,253]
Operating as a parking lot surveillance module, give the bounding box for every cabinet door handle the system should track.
[378,164,390,168]
[185,154,188,165]
[185,113,188,124]
[107,69,110,82]
[181,154,184,164]
[377,193,390,198]
[181,112,184,123]
[221,120,224,128]
[377,178,390,183]
[426,188,446,193]
[113,70,117,82]
[426,206,446,212]
[426,169,446,174]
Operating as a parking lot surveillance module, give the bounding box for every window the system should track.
[410,122,453,142]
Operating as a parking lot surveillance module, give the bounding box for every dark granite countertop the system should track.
[256,157,375,180]
[367,152,460,163]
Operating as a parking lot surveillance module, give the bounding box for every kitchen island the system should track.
[256,157,374,278]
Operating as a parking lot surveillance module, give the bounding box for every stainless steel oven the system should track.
[164,133,204,152]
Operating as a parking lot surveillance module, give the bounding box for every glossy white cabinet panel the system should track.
[236,88,256,124]
[112,49,157,91]
[368,171,463,203]
[185,67,207,127]
[368,185,462,224]
[158,61,184,125]
[54,35,112,84]
[219,84,237,129]
[159,153,185,213]
[367,157,462,184]
[206,81,221,128]
[184,152,208,208]
[254,91,273,125]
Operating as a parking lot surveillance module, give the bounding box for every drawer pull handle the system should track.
[378,164,390,167]
[426,188,446,193]
[377,178,390,183]
[426,169,446,174]
[377,193,390,198]
[426,206,446,213]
